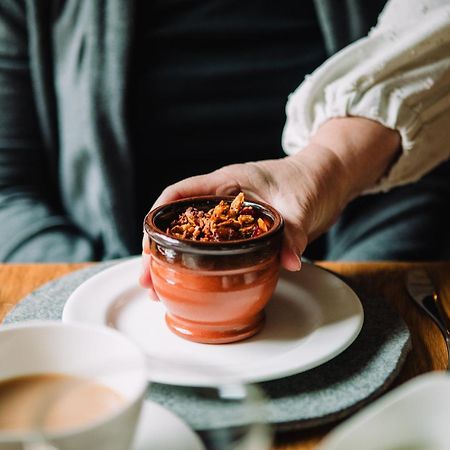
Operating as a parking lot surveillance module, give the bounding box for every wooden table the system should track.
[1,261,449,449]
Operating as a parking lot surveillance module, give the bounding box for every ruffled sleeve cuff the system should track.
[282,0,450,193]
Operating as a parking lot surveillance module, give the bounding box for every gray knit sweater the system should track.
[0,0,386,261]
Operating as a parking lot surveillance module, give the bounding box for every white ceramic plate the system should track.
[318,372,450,450]
[63,257,363,386]
[132,400,204,450]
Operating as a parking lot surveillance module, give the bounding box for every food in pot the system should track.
[167,192,272,241]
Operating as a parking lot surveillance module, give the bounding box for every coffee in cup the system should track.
[0,321,148,450]
[0,373,125,433]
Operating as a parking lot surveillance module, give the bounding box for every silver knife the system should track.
[405,269,450,371]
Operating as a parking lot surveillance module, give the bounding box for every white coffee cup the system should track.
[0,321,148,450]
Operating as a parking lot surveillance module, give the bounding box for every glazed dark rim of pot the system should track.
[144,195,284,254]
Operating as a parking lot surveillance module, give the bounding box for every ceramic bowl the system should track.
[144,195,284,344]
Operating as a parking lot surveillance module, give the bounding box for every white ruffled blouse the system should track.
[282,0,450,193]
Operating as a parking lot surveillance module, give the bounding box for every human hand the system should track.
[146,145,350,272]
[140,117,400,295]
[138,155,319,297]
[139,233,159,300]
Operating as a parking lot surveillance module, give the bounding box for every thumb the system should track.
[153,169,241,209]
[279,220,308,272]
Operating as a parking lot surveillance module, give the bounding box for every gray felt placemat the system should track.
[4,260,411,431]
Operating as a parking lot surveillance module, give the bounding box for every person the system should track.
[0,1,449,274]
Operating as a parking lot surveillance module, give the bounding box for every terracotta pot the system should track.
[144,196,284,344]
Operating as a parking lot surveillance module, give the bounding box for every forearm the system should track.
[0,190,98,262]
[307,117,401,198]
[0,5,98,262]
[284,117,400,240]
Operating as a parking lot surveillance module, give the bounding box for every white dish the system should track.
[63,257,363,386]
[132,400,204,450]
[318,372,450,450]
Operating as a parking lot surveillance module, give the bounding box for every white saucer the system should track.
[132,400,204,450]
[63,258,363,386]
[318,372,450,450]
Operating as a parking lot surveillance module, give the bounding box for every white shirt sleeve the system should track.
[282,0,450,193]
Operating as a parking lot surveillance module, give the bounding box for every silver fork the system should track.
[405,269,450,371]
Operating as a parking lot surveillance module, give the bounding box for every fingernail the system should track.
[139,253,152,287]
[293,253,302,271]
[290,248,302,271]
[142,234,150,254]
[148,287,160,302]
